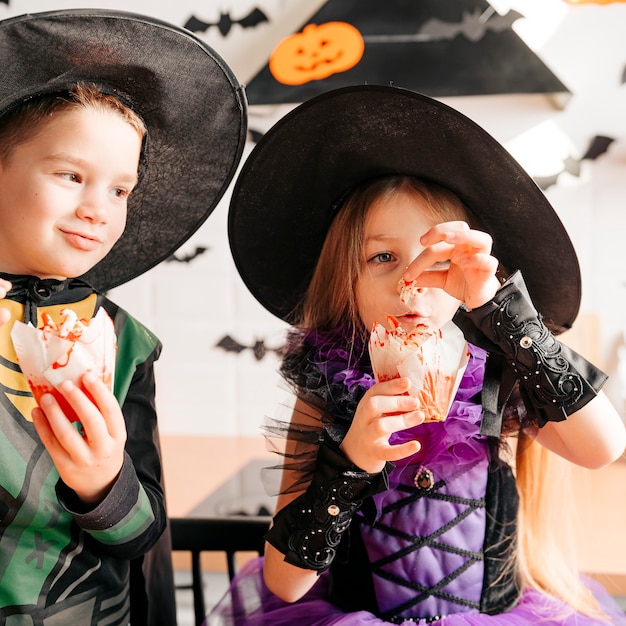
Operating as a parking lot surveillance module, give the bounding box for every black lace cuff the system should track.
[265,437,391,572]
[454,271,607,428]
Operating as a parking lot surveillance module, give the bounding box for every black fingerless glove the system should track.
[265,436,391,573]
[454,271,607,428]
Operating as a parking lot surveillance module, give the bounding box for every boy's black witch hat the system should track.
[229,84,580,333]
[0,9,247,291]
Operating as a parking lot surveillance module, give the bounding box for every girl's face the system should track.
[0,106,141,280]
[356,190,462,333]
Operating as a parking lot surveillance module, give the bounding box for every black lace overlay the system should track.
[280,325,375,442]
[262,326,377,497]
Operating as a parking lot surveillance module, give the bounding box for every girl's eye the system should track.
[368,252,395,264]
[59,172,79,182]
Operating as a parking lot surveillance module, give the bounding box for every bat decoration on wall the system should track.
[582,135,615,160]
[216,335,284,361]
[166,246,208,263]
[184,8,269,37]
[534,135,615,190]
[416,7,523,43]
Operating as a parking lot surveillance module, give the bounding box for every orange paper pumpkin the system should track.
[269,22,364,86]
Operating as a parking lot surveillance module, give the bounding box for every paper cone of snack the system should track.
[369,316,469,422]
[11,307,116,422]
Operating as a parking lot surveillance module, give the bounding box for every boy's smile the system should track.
[0,106,142,280]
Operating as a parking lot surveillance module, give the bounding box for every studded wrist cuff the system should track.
[456,271,607,428]
[265,438,390,572]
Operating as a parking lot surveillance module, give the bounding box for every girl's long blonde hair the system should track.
[300,175,607,620]
[516,436,608,620]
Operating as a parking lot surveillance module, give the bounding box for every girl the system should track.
[211,85,626,624]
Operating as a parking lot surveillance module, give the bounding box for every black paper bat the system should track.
[534,135,615,190]
[166,246,208,263]
[184,8,268,37]
[420,9,523,43]
[216,335,283,361]
[582,135,615,160]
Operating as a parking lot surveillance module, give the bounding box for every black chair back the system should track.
[170,516,270,626]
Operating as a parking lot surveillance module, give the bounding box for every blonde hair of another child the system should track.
[300,175,607,620]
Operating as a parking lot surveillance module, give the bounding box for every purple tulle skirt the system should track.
[206,556,626,626]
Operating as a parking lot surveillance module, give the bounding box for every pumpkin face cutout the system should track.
[269,22,364,86]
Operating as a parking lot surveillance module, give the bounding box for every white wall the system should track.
[4,0,625,434]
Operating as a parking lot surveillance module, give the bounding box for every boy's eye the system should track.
[112,184,136,199]
[59,172,79,182]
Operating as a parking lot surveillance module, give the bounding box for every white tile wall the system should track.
[110,189,289,437]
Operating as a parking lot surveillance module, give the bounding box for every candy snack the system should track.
[11,307,116,422]
[399,278,421,305]
[369,316,468,422]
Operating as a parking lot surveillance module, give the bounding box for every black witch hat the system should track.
[0,9,247,290]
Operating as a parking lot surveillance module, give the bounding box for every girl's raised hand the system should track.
[340,377,424,474]
[31,372,127,506]
[403,221,501,310]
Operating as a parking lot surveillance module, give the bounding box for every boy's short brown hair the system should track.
[0,82,146,165]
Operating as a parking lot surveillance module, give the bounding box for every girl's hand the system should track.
[340,377,424,474]
[0,278,12,326]
[32,372,127,506]
[403,221,501,310]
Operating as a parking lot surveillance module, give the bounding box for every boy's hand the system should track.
[403,221,501,310]
[31,372,127,506]
[0,278,12,326]
[340,377,424,474]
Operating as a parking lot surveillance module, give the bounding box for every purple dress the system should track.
[207,346,626,625]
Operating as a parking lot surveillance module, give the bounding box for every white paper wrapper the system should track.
[11,307,116,422]
[368,316,469,422]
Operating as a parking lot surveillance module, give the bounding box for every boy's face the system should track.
[0,106,142,280]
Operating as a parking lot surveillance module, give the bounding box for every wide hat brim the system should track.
[229,84,580,333]
[0,9,247,291]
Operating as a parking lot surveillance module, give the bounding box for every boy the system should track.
[0,9,246,624]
